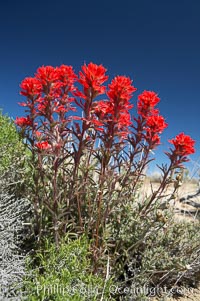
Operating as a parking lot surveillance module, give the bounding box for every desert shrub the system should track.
[107,198,200,300]
[23,235,114,301]
[0,110,22,170]
[0,110,30,197]
[0,189,32,300]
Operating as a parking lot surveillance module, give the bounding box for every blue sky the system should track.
[0,0,200,174]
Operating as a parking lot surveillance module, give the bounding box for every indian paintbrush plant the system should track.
[15,62,195,273]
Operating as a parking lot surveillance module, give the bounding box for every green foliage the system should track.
[0,110,23,173]
[0,109,31,198]
[23,235,114,301]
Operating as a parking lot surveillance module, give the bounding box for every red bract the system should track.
[54,105,76,113]
[146,133,161,145]
[146,115,168,133]
[107,76,137,103]
[35,131,42,137]
[37,101,48,115]
[35,66,59,86]
[93,76,136,139]
[31,65,78,117]
[93,101,113,117]
[15,116,32,127]
[145,131,161,147]
[35,141,51,150]
[138,90,160,117]
[78,62,108,96]
[57,65,77,92]
[118,112,132,128]
[20,77,42,97]
[18,102,28,107]
[144,115,168,148]
[106,76,136,138]
[169,133,195,156]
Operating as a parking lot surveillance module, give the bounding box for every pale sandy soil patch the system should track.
[140,179,200,221]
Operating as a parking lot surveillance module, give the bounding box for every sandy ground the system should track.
[141,179,199,200]
[141,179,200,221]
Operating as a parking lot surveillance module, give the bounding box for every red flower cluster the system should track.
[138,91,160,117]
[35,141,51,150]
[15,116,32,127]
[20,77,42,98]
[169,133,195,157]
[93,76,136,138]
[36,66,59,86]
[16,65,80,154]
[36,65,77,92]
[146,115,167,134]
[20,65,77,99]
[107,76,137,104]
[78,62,108,98]
[17,65,78,121]
[145,115,168,147]
[57,65,77,91]
[134,91,167,149]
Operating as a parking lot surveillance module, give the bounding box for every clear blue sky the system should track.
[0,0,199,173]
